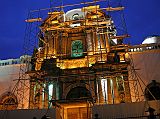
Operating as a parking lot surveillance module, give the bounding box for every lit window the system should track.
[71,40,83,58]
[101,78,108,103]
[48,84,53,101]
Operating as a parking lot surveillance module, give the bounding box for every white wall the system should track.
[128,50,160,101]
[0,64,30,109]
[92,100,160,119]
[0,64,20,95]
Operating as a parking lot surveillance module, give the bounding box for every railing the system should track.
[128,43,160,52]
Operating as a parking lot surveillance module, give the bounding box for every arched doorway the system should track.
[61,86,92,119]
[66,86,92,100]
[145,80,160,101]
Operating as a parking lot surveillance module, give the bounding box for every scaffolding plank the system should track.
[25,18,42,22]
[106,7,125,11]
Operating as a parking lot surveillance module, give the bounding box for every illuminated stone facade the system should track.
[28,6,132,110]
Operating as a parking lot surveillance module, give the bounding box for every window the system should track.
[48,84,53,101]
[71,40,83,58]
[72,13,79,20]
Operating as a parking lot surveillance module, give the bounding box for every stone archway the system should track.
[66,86,92,100]
[60,83,93,119]
[0,92,18,110]
[62,83,95,99]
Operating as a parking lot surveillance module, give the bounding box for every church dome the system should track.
[65,8,86,21]
[142,35,160,44]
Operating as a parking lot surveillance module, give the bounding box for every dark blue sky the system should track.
[0,0,160,59]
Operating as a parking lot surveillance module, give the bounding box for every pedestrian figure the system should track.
[94,114,100,119]
[147,107,156,119]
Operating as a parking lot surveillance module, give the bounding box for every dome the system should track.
[65,9,86,27]
[142,35,160,44]
[65,9,86,21]
[20,55,31,59]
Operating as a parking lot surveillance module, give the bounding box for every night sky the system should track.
[0,0,160,60]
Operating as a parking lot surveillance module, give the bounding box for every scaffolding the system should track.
[11,0,143,111]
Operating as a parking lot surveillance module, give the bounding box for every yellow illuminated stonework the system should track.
[29,4,131,112]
